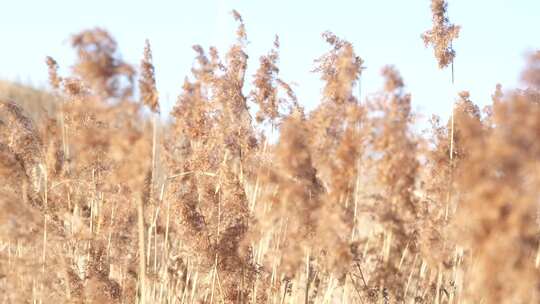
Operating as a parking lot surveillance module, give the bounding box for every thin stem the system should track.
[446,59,456,222]
[150,113,158,202]
[137,195,147,303]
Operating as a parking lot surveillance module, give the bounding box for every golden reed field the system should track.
[1,1,540,303]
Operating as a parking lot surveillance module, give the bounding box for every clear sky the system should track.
[1,0,539,121]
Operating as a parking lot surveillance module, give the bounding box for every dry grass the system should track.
[1,4,540,303]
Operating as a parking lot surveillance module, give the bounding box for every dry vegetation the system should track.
[1,2,540,303]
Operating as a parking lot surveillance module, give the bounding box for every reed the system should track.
[0,5,539,304]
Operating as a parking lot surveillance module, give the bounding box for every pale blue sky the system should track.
[1,0,538,121]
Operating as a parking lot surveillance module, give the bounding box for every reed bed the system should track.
[1,2,539,303]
